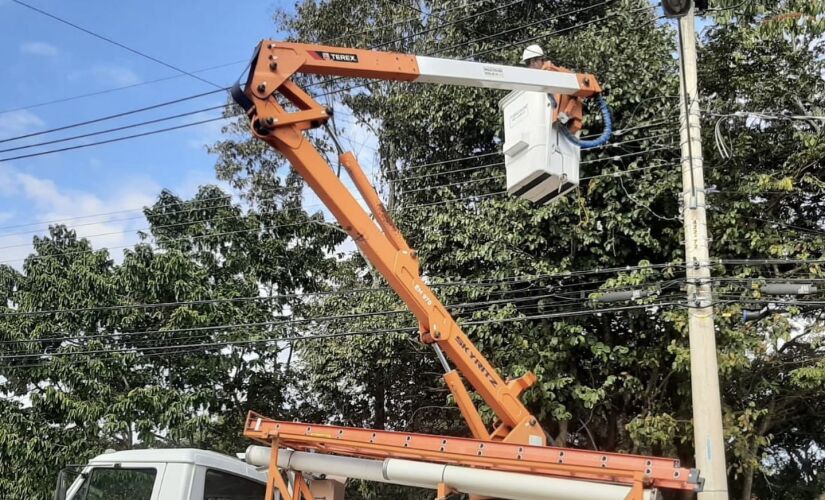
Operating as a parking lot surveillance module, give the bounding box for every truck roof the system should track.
[88,448,266,481]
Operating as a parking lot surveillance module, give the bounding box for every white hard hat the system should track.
[520,44,545,63]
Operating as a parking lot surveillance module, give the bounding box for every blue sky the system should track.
[0,0,351,267]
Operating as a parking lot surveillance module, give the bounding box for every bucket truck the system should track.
[54,41,701,500]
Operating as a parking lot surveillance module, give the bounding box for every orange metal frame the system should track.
[246,412,700,499]
[237,40,548,445]
[235,40,700,499]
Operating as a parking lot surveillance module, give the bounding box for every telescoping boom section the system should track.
[233,40,700,499]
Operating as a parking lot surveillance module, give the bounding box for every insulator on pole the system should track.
[596,289,654,303]
[760,283,818,296]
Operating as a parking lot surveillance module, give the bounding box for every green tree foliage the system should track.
[696,10,825,499]
[0,185,344,498]
[0,1,821,499]
[269,0,824,498]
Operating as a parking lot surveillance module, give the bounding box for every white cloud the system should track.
[91,65,140,86]
[173,168,233,199]
[0,166,16,196]
[186,115,227,151]
[20,41,59,57]
[0,165,160,269]
[69,65,141,87]
[0,110,44,138]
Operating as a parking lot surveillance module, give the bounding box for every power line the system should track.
[38,294,691,350]
[401,174,504,194]
[6,286,822,358]
[400,151,501,172]
[2,266,821,347]
[0,88,228,144]
[302,0,540,91]
[717,210,825,237]
[11,0,221,89]
[0,301,690,363]
[1,2,654,164]
[580,160,680,181]
[0,128,676,240]
[0,105,228,154]
[469,5,655,59]
[397,160,504,182]
[0,60,245,116]
[310,0,617,92]
[0,116,228,163]
[375,0,527,52]
[319,0,502,47]
[0,325,419,361]
[0,265,694,320]
[0,123,676,232]
[400,190,507,208]
[0,291,689,350]
[0,185,284,235]
[395,142,678,183]
[435,0,616,57]
[2,0,527,148]
[0,152,497,236]
[308,1,627,103]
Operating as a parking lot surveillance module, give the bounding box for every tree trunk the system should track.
[741,399,775,500]
[373,378,386,430]
[740,468,755,500]
[557,419,569,446]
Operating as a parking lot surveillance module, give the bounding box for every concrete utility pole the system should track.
[676,8,729,500]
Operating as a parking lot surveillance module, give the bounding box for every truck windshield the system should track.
[72,468,156,500]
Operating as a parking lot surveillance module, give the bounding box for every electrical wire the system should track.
[708,208,825,237]
[0,289,692,350]
[432,0,616,57]
[0,116,229,163]
[1,3,662,165]
[319,0,503,47]
[0,268,825,344]
[0,266,696,320]
[467,5,655,59]
[0,301,690,363]
[5,286,818,358]
[0,150,502,243]
[305,0,627,95]
[0,88,228,144]
[0,136,684,244]
[0,105,229,154]
[394,140,678,183]
[0,60,246,116]
[0,184,304,236]
[2,0,505,121]
[376,0,527,52]
[11,0,221,89]
[1,0,532,149]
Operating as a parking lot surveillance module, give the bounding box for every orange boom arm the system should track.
[233,41,602,446]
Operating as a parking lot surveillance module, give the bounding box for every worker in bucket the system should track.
[521,44,566,73]
[520,44,548,69]
[521,44,585,133]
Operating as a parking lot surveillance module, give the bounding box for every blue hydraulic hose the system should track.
[559,93,613,149]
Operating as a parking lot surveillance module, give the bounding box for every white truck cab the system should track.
[55,448,268,500]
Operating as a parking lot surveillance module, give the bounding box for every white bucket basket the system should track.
[499,90,580,205]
